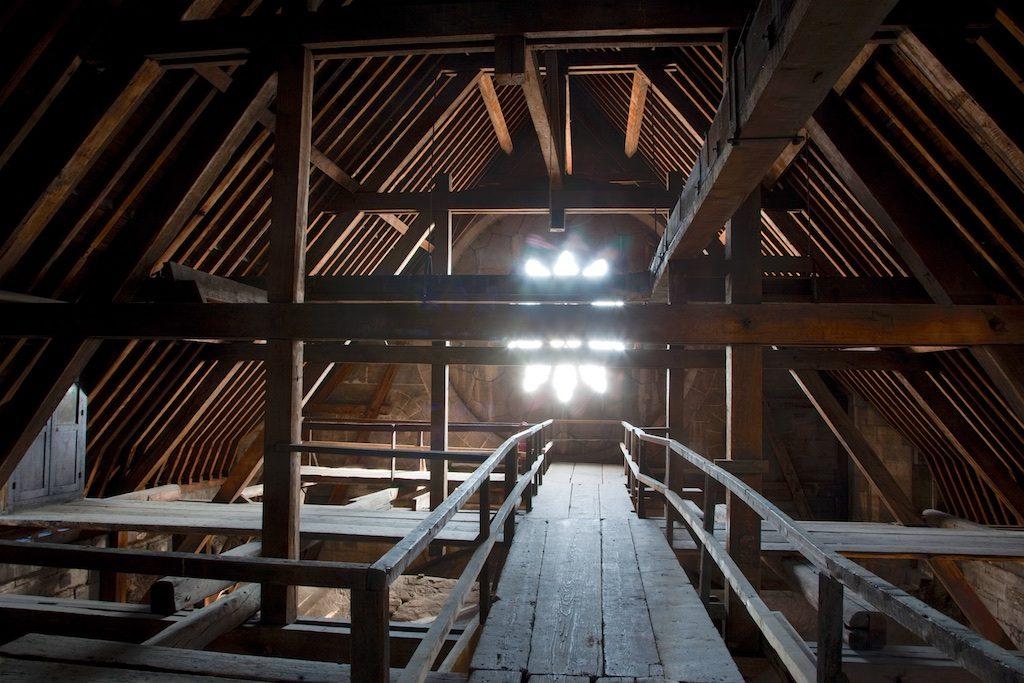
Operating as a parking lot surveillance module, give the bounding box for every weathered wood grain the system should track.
[527,518,603,676]
[630,518,743,682]
[600,518,660,678]
[471,519,548,672]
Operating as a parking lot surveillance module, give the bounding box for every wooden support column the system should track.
[817,573,845,682]
[724,188,764,654]
[430,173,451,510]
[260,42,311,626]
[351,577,390,683]
[478,476,492,624]
[666,258,690,545]
[98,532,128,603]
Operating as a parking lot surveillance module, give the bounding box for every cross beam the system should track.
[202,345,934,371]
[1,303,1022,346]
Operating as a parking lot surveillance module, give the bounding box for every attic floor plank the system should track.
[471,519,548,672]
[631,518,742,682]
[474,460,741,683]
[601,518,661,678]
[527,463,573,519]
[568,481,601,518]
[527,517,604,677]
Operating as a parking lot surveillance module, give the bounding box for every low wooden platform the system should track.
[5,491,1020,562]
[0,499,490,544]
[471,463,742,682]
[0,633,466,682]
[659,517,1024,561]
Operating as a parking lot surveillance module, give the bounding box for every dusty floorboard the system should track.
[471,462,742,682]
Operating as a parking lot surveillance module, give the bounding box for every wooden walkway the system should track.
[470,462,742,682]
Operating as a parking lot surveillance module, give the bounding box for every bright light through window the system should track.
[523,364,551,393]
[552,364,578,402]
[521,359,610,400]
[552,251,580,277]
[515,253,620,402]
[523,250,610,279]
[582,258,608,278]
[588,340,626,352]
[524,258,551,278]
[579,365,607,393]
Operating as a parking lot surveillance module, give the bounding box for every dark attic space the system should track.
[1,1,1024,681]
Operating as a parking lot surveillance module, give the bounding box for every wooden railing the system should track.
[0,420,553,683]
[620,422,1024,683]
[355,418,553,682]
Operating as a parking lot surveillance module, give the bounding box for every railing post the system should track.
[817,573,844,682]
[390,430,397,482]
[503,446,517,543]
[699,473,722,605]
[351,576,390,683]
[478,478,492,624]
[524,436,534,512]
[530,433,539,495]
[536,431,544,486]
[664,445,675,546]
[622,430,630,489]
[636,437,647,519]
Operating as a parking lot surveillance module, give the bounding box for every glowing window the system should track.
[523,250,609,279]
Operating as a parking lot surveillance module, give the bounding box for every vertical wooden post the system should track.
[429,362,449,510]
[699,472,722,605]
[430,173,451,511]
[536,428,544,485]
[724,188,764,653]
[817,573,844,682]
[667,258,689,546]
[261,42,311,626]
[503,446,517,543]
[636,437,647,518]
[478,479,492,623]
[99,531,128,602]
[351,580,390,683]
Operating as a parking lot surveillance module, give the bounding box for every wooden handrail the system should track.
[372,419,553,586]
[621,444,816,681]
[621,421,1024,683]
[399,441,552,683]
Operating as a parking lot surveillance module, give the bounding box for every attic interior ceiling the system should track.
[0,0,1018,528]
[0,1,1024,679]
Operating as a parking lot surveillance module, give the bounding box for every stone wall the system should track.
[849,394,933,523]
[0,531,170,602]
[961,560,1024,648]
